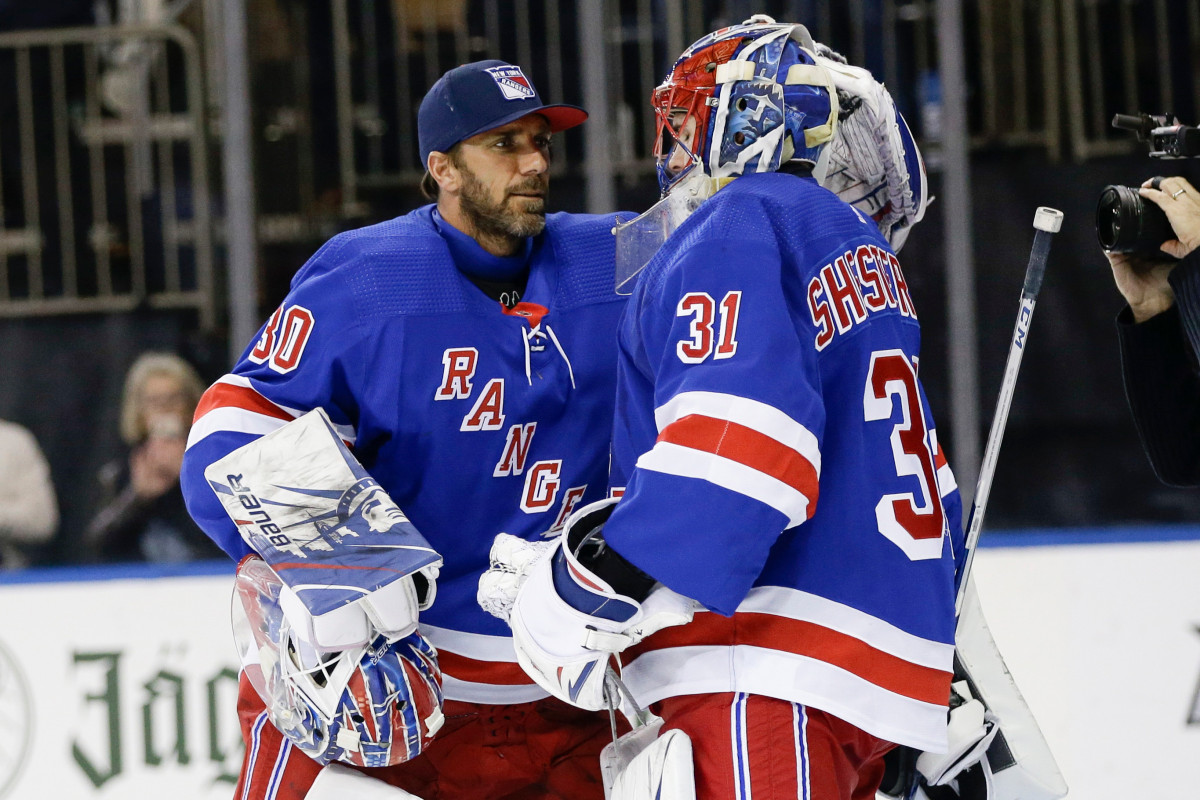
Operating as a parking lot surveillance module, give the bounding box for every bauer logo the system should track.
[486,65,536,101]
[225,473,295,552]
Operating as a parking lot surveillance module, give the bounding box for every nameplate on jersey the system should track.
[203,408,442,616]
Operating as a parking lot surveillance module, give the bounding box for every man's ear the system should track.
[427,151,459,195]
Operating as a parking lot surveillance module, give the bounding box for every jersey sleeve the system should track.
[181,237,374,559]
[604,226,826,616]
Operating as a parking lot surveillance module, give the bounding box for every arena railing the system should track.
[0,22,214,327]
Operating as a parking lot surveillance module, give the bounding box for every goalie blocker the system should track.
[204,408,442,651]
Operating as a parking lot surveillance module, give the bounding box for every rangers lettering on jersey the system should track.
[437,348,478,399]
[495,422,537,477]
[461,379,506,431]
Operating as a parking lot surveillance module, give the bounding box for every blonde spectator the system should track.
[85,352,221,562]
[0,419,59,568]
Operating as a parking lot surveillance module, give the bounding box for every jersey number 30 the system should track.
[249,305,315,374]
[864,349,946,561]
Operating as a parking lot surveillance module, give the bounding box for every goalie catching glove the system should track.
[479,498,694,710]
[814,43,929,252]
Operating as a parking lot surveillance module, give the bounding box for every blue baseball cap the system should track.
[418,60,588,167]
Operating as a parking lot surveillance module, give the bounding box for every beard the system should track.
[456,163,548,241]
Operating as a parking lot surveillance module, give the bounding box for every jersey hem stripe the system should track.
[627,610,950,704]
[622,646,950,752]
[737,586,954,667]
[440,674,549,703]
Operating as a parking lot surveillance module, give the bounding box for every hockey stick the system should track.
[954,207,1063,616]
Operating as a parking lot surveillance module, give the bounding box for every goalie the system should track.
[182,56,638,800]
[482,17,1064,800]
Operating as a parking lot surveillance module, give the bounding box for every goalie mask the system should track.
[652,15,836,193]
[615,15,837,292]
[232,556,445,768]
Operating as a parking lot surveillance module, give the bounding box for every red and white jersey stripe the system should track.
[420,624,548,703]
[933,437,958,496]
[623,585,954,752]
[186,375,357,450]
[638,391,821,527]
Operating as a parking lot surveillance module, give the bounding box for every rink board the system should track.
[1,529,1199,799]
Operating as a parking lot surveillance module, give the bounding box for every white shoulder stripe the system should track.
[186,407,289,450]
[655,391,822,474]
[637,441,812,527]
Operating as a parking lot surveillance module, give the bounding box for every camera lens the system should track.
[1095,184,1173,253]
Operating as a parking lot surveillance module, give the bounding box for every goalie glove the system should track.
[915,678,1000,795]
[477,533,556,623]
[487,498,695,710]
[813,44,929,252]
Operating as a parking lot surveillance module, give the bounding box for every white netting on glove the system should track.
[477,533,555,622]
[815,44,928,251]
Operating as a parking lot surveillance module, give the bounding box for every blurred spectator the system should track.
[0,419,59,568]
[84,352,222,562]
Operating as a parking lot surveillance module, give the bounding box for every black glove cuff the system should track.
[565,503,657,602]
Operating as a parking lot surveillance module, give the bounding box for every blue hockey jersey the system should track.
[181,206,628,703]
[605,172,963,752]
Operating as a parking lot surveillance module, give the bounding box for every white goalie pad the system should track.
[599,669,696,800]
[205,408,442,650]
[913,577,1067,800]
[606,728,696,800]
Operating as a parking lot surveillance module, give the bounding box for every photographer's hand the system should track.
[1139,176,1200,259]
[1107,249,1176,323]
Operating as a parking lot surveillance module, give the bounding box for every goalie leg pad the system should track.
[607,728,696,800]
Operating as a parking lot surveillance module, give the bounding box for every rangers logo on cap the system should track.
[485,65,536,101]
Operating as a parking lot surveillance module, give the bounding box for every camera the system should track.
[1095,112,1200,254]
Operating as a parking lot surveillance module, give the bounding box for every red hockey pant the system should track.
[232,671,614,800]
[654,692,896,800]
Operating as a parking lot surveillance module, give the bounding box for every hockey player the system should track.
[181,60,630,799]
[489,19,965,800]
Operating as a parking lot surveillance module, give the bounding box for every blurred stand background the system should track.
[1,0,1198,565]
